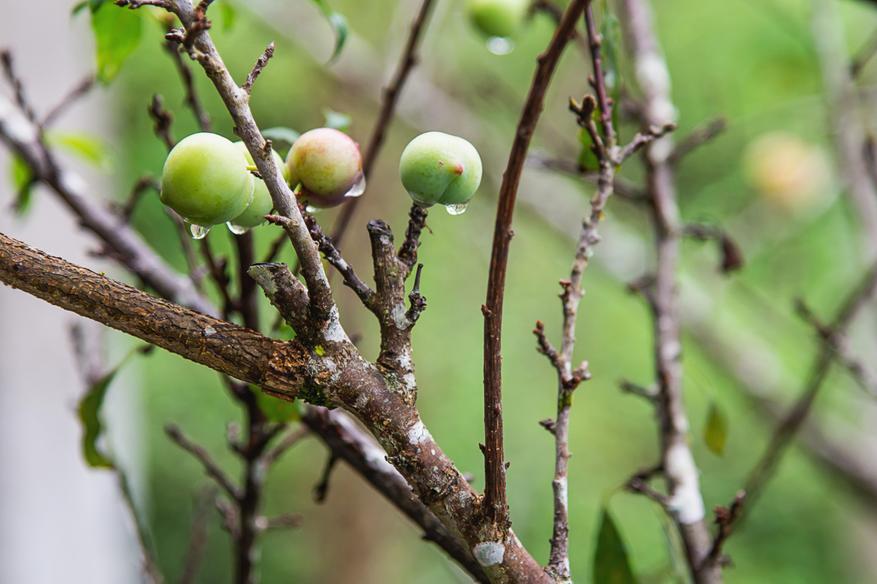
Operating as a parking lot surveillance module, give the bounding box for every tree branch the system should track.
[620,1,716,582]
[0,231,305,396]
[482,0,588,530]
[0,93,211,314]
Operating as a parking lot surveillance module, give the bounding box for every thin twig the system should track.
[278,211,375,308]
[668,117,727,165]
[620,1,716,581]
[482,0,588,530]
[242,42,275,95]
[713,263,877,554]
[42,75,96,127]
[166,424,241,501]
[330,0,437,247]
[148,94,176,150]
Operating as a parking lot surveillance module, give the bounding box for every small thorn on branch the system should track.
[406,263,427,324]
[539,418,557,435]
[243,42,275,95]
[619,379,658,402]
[683,223,744,274]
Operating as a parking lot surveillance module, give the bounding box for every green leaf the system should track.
[48,132,110,168]
[309,0,348,63]
[255,389,301,423]
[263,126,301,149]
[77,368,120,469]
[217,2,237,32]
[593,509,638,584]
[91,4,143,83]
[9,155,34,215]
[323,109,352,133]
[703,402,729,456]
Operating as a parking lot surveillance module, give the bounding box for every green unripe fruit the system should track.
[399,132,482,209]
[467,0,528,39]
[160,133,254,226]
[285,127,364,208]
[229,142,285,229]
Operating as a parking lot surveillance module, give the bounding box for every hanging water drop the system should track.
[189,223,211,239]
[445,203,469,216]
[343,172,367,199]
[226,222,249,235]
[305,204,321,214]
[487,37,514,56]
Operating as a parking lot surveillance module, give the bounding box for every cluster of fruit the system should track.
[159,127,483,237]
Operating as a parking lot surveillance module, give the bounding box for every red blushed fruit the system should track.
[285,128,366,208]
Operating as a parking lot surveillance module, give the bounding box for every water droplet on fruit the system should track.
[305,204,321,213]
[226,222,249,235]
[487,37,514,56]
[344,172,366,199]
[445,203,469,216]
[189,223,210,239]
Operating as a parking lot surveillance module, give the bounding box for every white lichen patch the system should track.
[407,420,431,445]
[391,303,409,329]
[203,325,217,337]
[323,307,347,342]
[473,542,505,567]
[665,441,705,524]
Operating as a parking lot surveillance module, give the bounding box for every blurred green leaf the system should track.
[217,2,238,32]
[704,402,729,456]
[309,0,348,63]
[48,132,110,168]
[72,0,106,15]
[91,4,143,83]
[593,509,638,584]
[255,389,301,423]
[577,127,600,172]
[263,126,301,148]
[323,109,352,133]
[9,155,34,216]
[77,368,120,469]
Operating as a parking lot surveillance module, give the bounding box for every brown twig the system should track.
[668,117,727,165]
[330,0,437,247]
[619,1,716,581]
[482,0,588,531]
[0,90,210,313]
[706,262,877,567]
[148,94,176,150]
[397,204,429,271]
[166,424,241,500]
[242,42,275,95]
[0,50,38,125]
[280,211,375,309]
[42,74,96,127]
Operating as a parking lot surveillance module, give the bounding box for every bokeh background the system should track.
[3,0,877,582]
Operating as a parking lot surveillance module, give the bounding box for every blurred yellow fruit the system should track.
[744,132,831,210]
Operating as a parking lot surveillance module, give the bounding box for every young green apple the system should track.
[229,142,286,229]
[285,127,364,208]
[399,131,482,209]
[467,0,528,39]
[160,132,254,226]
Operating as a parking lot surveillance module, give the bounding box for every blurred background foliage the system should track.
[55,0,877,581]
